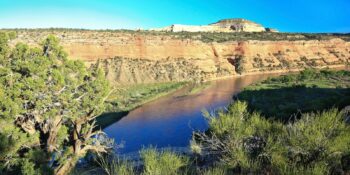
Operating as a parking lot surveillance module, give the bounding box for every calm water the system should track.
[104,73,280,154]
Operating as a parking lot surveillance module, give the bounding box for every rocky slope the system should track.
[7,29,350,84]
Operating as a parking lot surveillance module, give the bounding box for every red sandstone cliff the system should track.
[9,30,350,84]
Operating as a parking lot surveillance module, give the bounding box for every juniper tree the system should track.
[0,32,111,175]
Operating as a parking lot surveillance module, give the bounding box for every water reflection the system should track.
[104,73,281,153]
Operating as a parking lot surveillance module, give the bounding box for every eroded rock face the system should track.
[9,30,350,84]
[98,57,233,84]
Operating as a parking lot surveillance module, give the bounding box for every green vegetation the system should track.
[2,28,350,43]
[237,69,350,121]
[233,55,246,74]
[89,103,350,174]
[95,82,187,129]
[1,29,349,175]
[98,80,216,129]
[106,82,186,112]
[95,154,135,175]
[83,148,190,175]
[0,32,111,174]
[101,81,212,123]
[90,70,350,175]
[193,101,350,174]
[140,148,189,175]
[185,82,212,95]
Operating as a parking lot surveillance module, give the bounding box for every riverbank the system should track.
[96,82,188,128]
[96,65,349,129]
[97,81,218,128]
[106,82,188,112]
[103,73,279,154]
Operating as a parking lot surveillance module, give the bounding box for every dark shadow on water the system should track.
[236,86,350,122]
[96,111,129,129]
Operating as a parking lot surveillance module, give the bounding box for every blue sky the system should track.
[0,0,349,32]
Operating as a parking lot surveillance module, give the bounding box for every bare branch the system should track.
[55,86,67,95]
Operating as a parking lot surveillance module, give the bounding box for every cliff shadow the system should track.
[96,111,129,129]
[234,86,350,122]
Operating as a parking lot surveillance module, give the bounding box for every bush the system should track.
[233,56,246,74]
[21,159,36,175]
[194,101,350,174]
[299,68,318,80]
[140,148,189,175]
[95,154,135,175]
[202,167,228,175]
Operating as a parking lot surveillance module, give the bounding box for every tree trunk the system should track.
[47,127,59,152]
[54,122,84,174]
[44,116,62,153]
[54,156,78,175]
[54,115,104,174]
[73,122,82,154]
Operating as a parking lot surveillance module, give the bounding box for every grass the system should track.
[95,154,135,175]
[95,82,187,128]
[185,82,213,95]
[237,68,350,121]
[201,167,228,175]
[106,82,187,112]
[140,148,189,175]
[95,80,212,128]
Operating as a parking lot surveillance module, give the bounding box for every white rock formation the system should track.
[150,18,275,33]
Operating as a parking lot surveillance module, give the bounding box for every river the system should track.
[104,73,281,154]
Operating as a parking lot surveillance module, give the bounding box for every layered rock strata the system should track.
[8,30,350,84]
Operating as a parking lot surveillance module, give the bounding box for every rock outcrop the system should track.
[151,18,270,33]
[7,29,350,84]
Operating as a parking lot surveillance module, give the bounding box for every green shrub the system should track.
[202,167,228,175]
[20,159,36,175]
[95,154,135,175]
[195,101,350,174]
[233,56,246,74]
[140,148,189,175]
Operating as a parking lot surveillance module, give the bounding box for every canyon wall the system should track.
[9,30,350,84]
